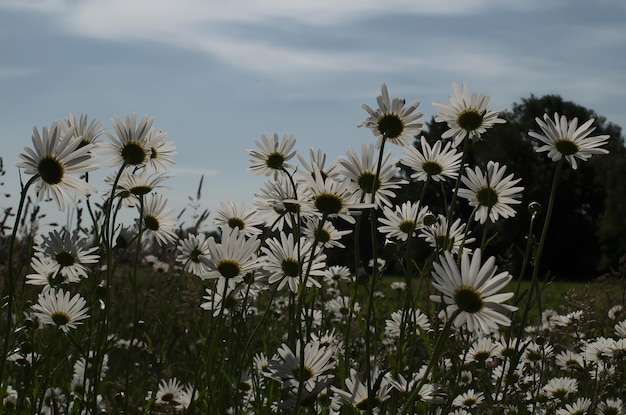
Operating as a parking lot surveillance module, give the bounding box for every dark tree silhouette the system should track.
[398,94,625,281]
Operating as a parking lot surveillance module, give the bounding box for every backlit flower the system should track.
[458,161,524,224]
[248,133,297,178]
[419,214,474,255]
[35,230,100,281]
[32,288,89,333]
[100,113,157,167]
[358,83,423,147]
[261,232,326,293]
[176,233,212,276]
[433,83,505,146]
[339,143,406,207]
[430,248,517,333]
[213,201,263,236]
[200,226,261,288]
[139,193,178,246]
[16,123,98,210]
[528,112,610,169]
[401,136,463,182]
[378,201,430,241]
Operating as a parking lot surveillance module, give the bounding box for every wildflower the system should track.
[200,279,245,316]
[358,83,423,148]
[401,136,463,182]
[458,161,524,224]
[139,193,178,246]
[430,248,517,333]
[385,372,435,402]
[528,112,610,169]
[35,230,100,281]
[432,82,505,146]
[213,201,263,236]
[248,133,297,178]
[378,200,430,242]
[583,337,615,364]
[452,389,484,408]
[267,340,336,392]
[332,367,391,411]
[615,320,626,338]
[32,288,89,333]
[326,296,359,322]
[25,255,67,287]
[542,376,578,400]
[2,385,17,411]
[465,336,498,364]
[420,214,475,254]
[253,176,314,231]
[296,147,341,182]
[145,127,177,171]
[16,123,98,210]
[322,265,352,286]
[200,226,261,288]
[100,113,157,167]
[556,397,591,415]
[555,350,585,371]
[339,143,406,207]
[261,232,326,293]
[115,169,170,201]
[608,305,623,320]
[176,233,212,276]
[302,217,350,249]
[596,398,624,415]
[385,309,431,339]
[151,378,184,405]
[62,113,104,148]
[299,164,365,223]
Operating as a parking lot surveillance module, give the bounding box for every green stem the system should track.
[1,174,38,388]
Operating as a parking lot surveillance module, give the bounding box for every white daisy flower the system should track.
[35,230,100,281]
[200,226,261,288]
[16,123,98,211]
[145,127,177,171]
[458,161,524,224]
[32,288,89,333]
[378,200,430,242]
[100,113,157,167]
[213,201,263,236]
[432,82,506,147]
[542,376,578,400]
[268,340,336,392]
[114,169,171,206]
[302,216,351,249]
[528,112,610,169]
[298,163,365,224]
[253,176,314,231]
[385,308,431,339]
[151,378,184,405]
[452,389,484,408]
[332,367,391,411]
[358,83,423,148]
[430,248,517,333]
[419,214,475,255]
[339,143,406,207]
[248,133,297,178]
[25,255,69,287]
[401,136,463,182]
[62,113,104,148]
[139,193,178,246]
[296,147,342,183]
[261,232,326,293]
[176,233,212,276]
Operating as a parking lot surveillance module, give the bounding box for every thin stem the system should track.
[1,174,38,387]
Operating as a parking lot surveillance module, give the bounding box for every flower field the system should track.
[0,84,624,414]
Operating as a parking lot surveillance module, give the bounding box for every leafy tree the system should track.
[400,94,625,281]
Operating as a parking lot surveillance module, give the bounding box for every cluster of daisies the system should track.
[2,82,615,413]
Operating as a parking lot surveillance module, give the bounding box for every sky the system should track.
[1,0,625,231]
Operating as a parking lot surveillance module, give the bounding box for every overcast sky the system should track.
[1,0,625,230]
